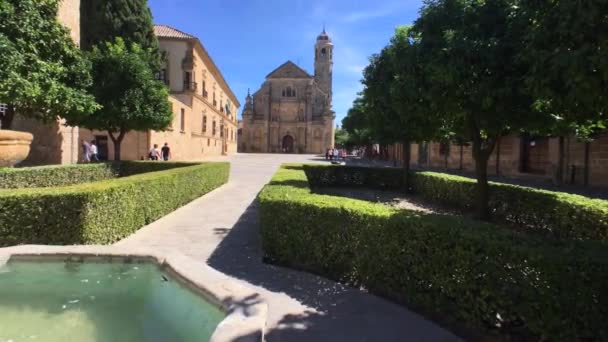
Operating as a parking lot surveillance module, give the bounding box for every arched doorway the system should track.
[282,135,294,153]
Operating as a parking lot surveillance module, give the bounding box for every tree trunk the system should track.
[471,134,497,221]
[473,148,491,220]
[556,136,565,185]
[402,140,411,192]
[584,141,591,186]
[108,129,126,161]
[0,105,16,130]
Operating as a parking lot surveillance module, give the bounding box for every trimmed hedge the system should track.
[0,161,199,189]
[0,162,229,246]
[303,165,608,241]
[260,164,608,341]
[0,163,119,189]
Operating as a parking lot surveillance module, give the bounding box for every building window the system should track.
[212,120,216,136]
[220,100,224,113]
[202,81,207,97]
[220,124,224,138]
[207,138,210,146]
[282,87,296,97]
[202,115,207,133]
[213,93,217,107]
[321,48,326,57]
[180,108,186,132]
[155,68,168,84]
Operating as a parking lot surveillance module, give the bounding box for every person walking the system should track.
[81,139,91,163]
[333,148,339,160]
[161,143,171,161]
[90,140,99,162]
[148,144,161,161]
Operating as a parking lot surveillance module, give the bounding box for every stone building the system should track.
[385,133,608,188]
[9,1,238,164]
[79,25,240,160]
[239,30,335,154]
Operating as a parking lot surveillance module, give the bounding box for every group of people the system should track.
[81,140,172,162]
[147,143,171,161]
[81,139,100,163]
[325,148,347,161]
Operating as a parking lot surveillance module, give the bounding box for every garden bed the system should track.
[304,164,608,241]
[0,162,229,246]
[259,164,608,341]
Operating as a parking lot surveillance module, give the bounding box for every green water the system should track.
[0,260,225,342]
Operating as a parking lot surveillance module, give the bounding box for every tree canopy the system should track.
[0,0,97,129]
[81,0,160,68]
[70,39,172,160]
[345,0,608,219]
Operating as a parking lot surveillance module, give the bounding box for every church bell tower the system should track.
[314,28,333,105]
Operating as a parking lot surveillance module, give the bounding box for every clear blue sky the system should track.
[148,0,424,125]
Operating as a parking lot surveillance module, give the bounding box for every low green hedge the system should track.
[0,163,119,189]
[260,164,608,341]
[0,162,229,246]
[0,161,199,189]
[303,165,608,241]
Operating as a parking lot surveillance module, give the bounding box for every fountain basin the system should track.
[0,245,267,342]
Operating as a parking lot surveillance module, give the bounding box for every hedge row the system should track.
[0,161,199,189]
[0,162,229,246]
[260,165,608,340]
[303,165,608,241]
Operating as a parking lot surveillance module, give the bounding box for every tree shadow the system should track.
[207,199,462,342]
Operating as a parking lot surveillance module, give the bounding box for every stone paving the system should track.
[116,153,462,342]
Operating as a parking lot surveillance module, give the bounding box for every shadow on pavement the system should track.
[207,199,461,342]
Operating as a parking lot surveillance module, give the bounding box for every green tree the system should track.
[81,0,160,68]
[342,97,374,150]
[334,127,350,148]
[361,26,440,190]
[70,39,172,160]
[414,0,551,218]
[0,0,97,129]
[521,0,608,185]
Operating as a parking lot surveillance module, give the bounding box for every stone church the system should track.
[239,30,335,154]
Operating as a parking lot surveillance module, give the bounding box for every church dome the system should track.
[317,29,331,42]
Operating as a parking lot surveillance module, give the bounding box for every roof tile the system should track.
[154,25,196,39]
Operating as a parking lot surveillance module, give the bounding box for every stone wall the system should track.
[78,94,238,161]
[386,133,608,188]
[58,0,81,44]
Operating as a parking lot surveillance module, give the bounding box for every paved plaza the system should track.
[117,153,461,342]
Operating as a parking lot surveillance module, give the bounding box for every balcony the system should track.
[183,81,198,92]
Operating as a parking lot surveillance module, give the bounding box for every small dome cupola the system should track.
[317,28,331,42]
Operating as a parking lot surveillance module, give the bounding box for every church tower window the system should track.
[283,86,296,97]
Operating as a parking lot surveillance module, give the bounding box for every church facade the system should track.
[239,30,335,154]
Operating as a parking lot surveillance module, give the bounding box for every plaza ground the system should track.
[117,153,461,342]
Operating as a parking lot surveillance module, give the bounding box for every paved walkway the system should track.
[117,153,461,342]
